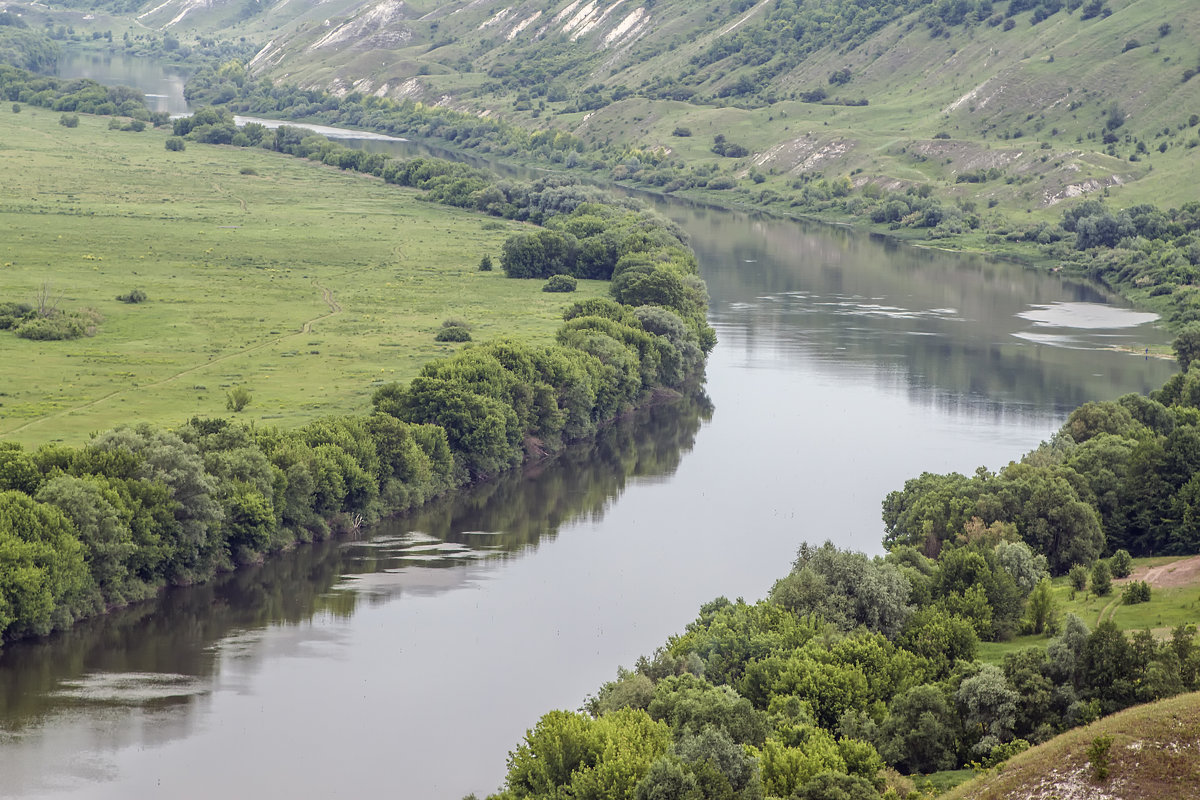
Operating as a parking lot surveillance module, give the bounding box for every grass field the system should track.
[976,555,1200,664]
[0,109,605,446]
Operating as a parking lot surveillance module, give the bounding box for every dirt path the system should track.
[4,281,343,436]
[211,182,248,213]
[1127,554,1200,589]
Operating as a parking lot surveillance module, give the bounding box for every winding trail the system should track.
[4,280,342,436]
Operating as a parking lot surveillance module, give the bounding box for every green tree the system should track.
[770,541,913,638]
[956,664,1019,758]
[1090,560,1112,596]
[226,386,252,412]
[1025,578,1057,635]
[35,474,137,605]
[1068,564,1089,591]
[0,490,97,639]
[877,684,959,773]
[1172,325,1200,372]
[1109,549,1133,578]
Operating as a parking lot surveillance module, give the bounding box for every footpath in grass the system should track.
[977,554,1200,663]
[0,109,604,446]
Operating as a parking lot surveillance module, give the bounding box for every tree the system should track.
[1025,578,1057,635]
[35,474,137,605]
[1091,560,1112,596]
[0,490,97,639]
[1172,325,1200,373]
[1110,549,1133,578]
[956,664,1019,758]
[770,542,913,638]
[226,386,252,412]
[877,684,959,773]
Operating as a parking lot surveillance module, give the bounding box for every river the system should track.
[0,53,1179,799]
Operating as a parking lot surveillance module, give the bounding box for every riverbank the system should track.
[0,85,715,650]
[183,70,1200,337]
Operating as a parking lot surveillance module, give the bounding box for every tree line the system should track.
[0,105,714,647]
[488,542,1199,799]
[485,351,1200,799]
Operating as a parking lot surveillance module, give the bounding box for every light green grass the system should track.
[0,109,604,446]
[977,556,1200,664]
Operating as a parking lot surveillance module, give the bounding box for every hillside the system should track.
[944,691,1200,800]
[24,0,1200,224]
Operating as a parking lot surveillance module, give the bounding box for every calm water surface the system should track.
[2,57,1179,799]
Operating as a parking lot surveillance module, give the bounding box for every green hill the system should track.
[64,0,1195,218]
[945,691,1200,800]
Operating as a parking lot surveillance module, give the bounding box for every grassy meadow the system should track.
[976,555,1200,664]
[0,108,604,446]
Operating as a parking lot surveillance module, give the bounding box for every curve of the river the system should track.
[0,54,1180,799]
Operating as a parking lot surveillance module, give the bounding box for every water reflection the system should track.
[0,392,709,796]
[55,52,190,116]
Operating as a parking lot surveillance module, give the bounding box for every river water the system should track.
[0,54,1179,799]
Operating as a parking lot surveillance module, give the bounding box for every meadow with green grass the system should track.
[977,555,1200,663]
[0,108,605,446]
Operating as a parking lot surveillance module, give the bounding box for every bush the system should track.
[225,386,252,412]
[1068,564,1089,591]
[542,274,577,293]
[116,289,147,303]
[1121,580,1150,605]
[1091,560,1112,596]
[165,137,186,152]
[434,320,472,342]
[14,310,98,341]
[672,126,692,137]
[1110,549,1133,578]
[11,103,18,113]
[59,113,79,128]
[240,167,257,175]
[478,254,493,271]
[1087,734,1113,781]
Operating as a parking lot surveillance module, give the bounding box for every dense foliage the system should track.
[885,376,1200,564]
[490,352,1200,798]
[0,103,712,646]
[491,540,1199,799]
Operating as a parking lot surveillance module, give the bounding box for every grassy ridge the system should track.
[944,691,1200,799]
[0,108,605,446]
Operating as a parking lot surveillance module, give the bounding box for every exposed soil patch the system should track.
[1124,555,1200,590]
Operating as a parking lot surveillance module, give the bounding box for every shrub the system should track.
[13,309,99,341]
[1091,560,1112,596]
[1068,564,1089,591]
[165,137,186,152]
[240,167,257,175]
[1110,549,1133,578]
[116,289,147,303]
[1121,580,1150,605]
[11,103,18,113]
[225,386,252,412]
[478,254,493,271]
[59,113,79,128]
[672,126,692,137]
[1087,734,1114,781]
[434,320,472,342]
[543,274,577,293]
